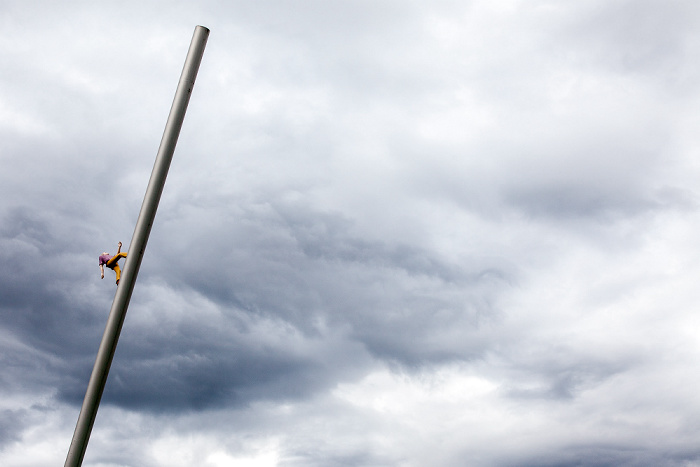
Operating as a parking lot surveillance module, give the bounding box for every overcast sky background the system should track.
[2,1,700,466]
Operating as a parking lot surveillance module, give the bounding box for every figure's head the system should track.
[102,252,108,255]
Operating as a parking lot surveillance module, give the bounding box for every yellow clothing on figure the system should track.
[106,252,128,284]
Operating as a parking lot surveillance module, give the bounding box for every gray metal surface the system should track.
[65,25,209,467]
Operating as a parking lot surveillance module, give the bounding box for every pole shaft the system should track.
[65,25,209,467]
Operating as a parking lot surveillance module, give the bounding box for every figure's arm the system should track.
[100,264,104,279]
[117,241,122,254]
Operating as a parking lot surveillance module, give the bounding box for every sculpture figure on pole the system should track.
[99,242,128,285]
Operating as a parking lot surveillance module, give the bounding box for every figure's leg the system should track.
[113,264,121,284]
[105,252,128,268]
[106,252,128,285]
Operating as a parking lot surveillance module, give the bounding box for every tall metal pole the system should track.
[65,25,209,467]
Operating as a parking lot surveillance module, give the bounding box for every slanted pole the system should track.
[65,25,209,467]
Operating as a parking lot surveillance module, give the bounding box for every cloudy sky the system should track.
[3,0,700,465]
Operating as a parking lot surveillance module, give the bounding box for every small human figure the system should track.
[99,242,128,285]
